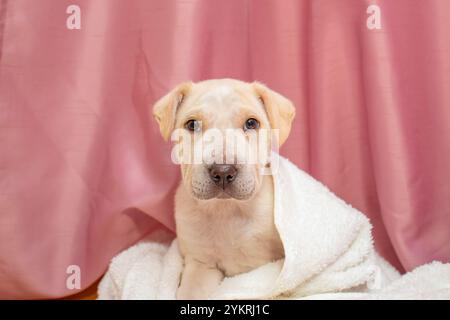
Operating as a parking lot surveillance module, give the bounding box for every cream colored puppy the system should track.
[153,79,295,299]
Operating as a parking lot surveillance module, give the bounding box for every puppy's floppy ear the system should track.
[153,82,193,141]
[252,82,296,147]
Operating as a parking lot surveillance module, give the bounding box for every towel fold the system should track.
[98,154,450,299]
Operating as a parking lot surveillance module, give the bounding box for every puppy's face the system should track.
[153,79,295,201]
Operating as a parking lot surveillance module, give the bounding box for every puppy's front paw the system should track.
[176,259,223,300]
[176,285,209,300]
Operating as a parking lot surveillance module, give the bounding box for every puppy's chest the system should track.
[182,210,282,276]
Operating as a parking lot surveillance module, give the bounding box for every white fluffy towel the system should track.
[98,154,450,300]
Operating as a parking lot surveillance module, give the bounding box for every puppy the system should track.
[153,79,295,299]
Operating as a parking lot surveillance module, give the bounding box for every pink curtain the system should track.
[1,0,449,299]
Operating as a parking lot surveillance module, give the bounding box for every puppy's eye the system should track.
[244,118,260,131]
[185,119,201,132]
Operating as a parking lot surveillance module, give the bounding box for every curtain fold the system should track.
[0,0,449,298]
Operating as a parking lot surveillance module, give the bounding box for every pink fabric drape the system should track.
[1,0,449,299]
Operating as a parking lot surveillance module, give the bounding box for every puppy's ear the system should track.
[153,82,193,141]
[252,82,296,147]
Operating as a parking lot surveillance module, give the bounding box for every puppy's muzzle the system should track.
[209,164,237,189]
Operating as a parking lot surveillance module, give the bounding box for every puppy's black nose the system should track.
[209,164,237,188]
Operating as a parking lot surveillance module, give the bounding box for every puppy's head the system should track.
[153,79,295,201]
